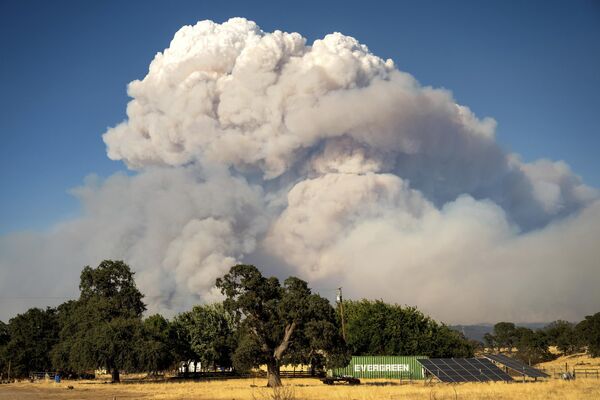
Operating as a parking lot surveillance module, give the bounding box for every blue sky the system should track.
[1,0,599,234]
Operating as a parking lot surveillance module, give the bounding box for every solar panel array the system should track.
[484,354,549,378]
[417,358,513,382]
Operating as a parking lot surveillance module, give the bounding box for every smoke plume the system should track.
[1,18,598,323]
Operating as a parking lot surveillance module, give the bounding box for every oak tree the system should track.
[216,265,348,387]
[3,308,58,378]
[176,303,236,371]
[53,260,145,382]
[577,312,600,357]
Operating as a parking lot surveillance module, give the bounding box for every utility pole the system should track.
[337,287,346,341]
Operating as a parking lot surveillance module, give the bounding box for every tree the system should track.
[216,265,349,387]
[483,332,497,352]
[176,303,236,371]
[492,322,518,353]
[50,301,78,375]
[0,320,8,377]
[577,312,600,357]
[0,321,8,346]
[3,308,58,378]
[138,314,175,375]
[54,260,146,382]
[468,338,485,352]
[170,313,197,375]
[343,299,474,358]
[545,320,581,355]
[514,327,554,364]
[432,325,475,358]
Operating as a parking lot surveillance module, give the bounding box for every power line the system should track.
[0,296,74,300]
[0,294,199,300]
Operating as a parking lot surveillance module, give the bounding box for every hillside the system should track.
[538,352,600,370]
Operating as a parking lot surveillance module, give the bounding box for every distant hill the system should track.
[450,323,549,342]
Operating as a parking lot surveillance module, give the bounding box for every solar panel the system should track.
[417,358,513,383]
[483,354,549,378]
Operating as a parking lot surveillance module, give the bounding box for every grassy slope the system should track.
[538,352,600,377]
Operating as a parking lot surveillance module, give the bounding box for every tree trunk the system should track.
[273,321,296,360]
[267,321,296,387]
[267,362,282,387]
[111,368,120,383]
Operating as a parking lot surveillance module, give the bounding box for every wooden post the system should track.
[337,288,346,341]
[7,360,10,382]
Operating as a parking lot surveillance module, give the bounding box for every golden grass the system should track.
[1,377,599,400]
[539,352,600,369]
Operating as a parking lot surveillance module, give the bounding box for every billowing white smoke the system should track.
[1,18,598,323]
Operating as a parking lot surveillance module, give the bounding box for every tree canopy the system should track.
[514,326,553,364]
[137,314,176,375]
[0,320,8,377]
[545,320,581,355]
[54,260,146,382]
[216,264,349,387]
[3,260,600,382]
[0,321,8,346]
[343,299,474,358]
[175,303,236,371]
[3,307,58,378]
[482,322,555,364]
[577,312,600,357]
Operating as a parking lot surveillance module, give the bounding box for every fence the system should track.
[539,367,600,380]
[30,372,54,381]
[574,368,600,379]
[175,371,254,379]
[279,370,325,378]
[175,369,324,380]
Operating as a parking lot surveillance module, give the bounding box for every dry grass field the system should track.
[1,377,599,400]
[539,352,600,369]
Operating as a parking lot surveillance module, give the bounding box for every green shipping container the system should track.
[329,355,427,380]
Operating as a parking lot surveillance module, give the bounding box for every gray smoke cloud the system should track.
[1,18,598,324]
